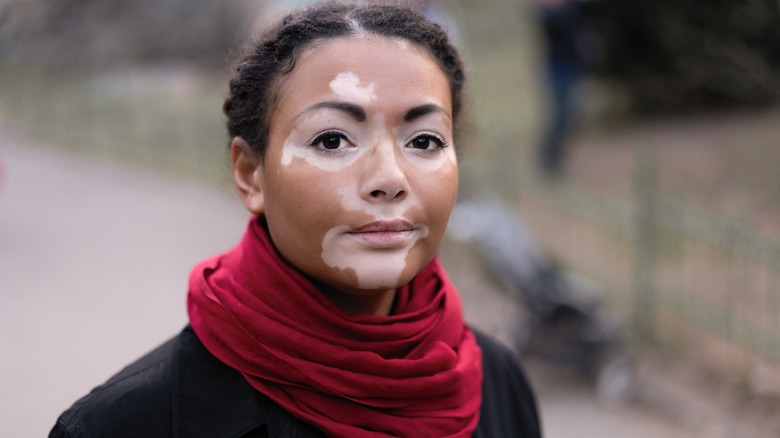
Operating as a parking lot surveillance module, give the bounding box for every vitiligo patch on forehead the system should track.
[329,72,376,105]
[392,38,409,51]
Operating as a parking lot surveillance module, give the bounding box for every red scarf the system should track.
[187,216,482,437]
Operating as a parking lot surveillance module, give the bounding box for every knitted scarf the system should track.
[187,216,482,437]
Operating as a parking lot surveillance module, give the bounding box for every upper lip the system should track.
[350,220,414,233]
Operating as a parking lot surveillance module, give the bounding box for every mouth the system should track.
[348,220,417,248]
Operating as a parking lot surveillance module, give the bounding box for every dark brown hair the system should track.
[223,1,466,157]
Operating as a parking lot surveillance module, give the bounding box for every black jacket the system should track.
[50,326,541,438]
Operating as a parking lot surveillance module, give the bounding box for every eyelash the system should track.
[309,130,351,153]
[308,131,450,153]
[408,133,450,151]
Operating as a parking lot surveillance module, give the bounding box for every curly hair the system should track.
[223,1,466,157]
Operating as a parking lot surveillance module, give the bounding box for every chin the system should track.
[353,266,420,291]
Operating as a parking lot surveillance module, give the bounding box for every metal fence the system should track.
[513,146,780,365]
[0,65,230,183]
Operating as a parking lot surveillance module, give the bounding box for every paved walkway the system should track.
[0,135,694,437]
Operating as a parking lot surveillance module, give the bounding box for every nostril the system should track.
[370,188,407,199]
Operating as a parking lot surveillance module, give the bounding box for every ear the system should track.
[231,137,265,214]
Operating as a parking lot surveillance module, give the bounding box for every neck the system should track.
[319,286,398,316]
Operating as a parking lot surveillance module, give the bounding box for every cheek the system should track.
[263,164,351,257]
[403,161,458,261]
[419,160,459,220]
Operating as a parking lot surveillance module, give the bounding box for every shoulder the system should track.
[472,328,542,438]
[49,333,179,438]
[50,327,272,438]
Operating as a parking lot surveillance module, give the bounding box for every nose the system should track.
[360,140,409,202]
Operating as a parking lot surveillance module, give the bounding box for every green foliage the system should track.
[587,0,780,113]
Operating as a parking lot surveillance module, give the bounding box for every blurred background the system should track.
[1,0,780,436]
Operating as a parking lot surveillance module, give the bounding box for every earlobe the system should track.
[231,137,265,214]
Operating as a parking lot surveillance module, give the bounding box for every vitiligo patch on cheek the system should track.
[392,113,457,172]
[281,135,363,172]
[397,138,458,172]
[329,72,376,105]
[280,112,365,172]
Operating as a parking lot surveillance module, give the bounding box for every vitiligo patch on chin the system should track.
[320,223,430,290]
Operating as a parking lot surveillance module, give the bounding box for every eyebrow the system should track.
[403,104,451,123]
[294,101,366,122]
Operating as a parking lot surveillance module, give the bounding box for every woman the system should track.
[50,2,541,437]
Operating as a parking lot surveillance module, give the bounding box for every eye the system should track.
[407,133,448,151]
[310,131,351,151]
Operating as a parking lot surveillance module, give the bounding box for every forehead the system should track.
[298,35,437,73]
[273,35,451,114]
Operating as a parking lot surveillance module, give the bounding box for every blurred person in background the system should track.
[534,0,593,177]
[48,2,540,437]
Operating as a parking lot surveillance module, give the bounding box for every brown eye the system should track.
[408,133,446,151]
[412,137,432,149]
[322,135,342,149]
[311,131,350,151]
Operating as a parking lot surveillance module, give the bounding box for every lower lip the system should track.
[349,230,414,248]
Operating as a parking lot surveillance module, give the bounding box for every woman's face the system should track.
[242,35,458,314]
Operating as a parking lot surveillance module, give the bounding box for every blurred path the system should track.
[441,242,697,438]
[0,135,249,437]
[1,134,692,437]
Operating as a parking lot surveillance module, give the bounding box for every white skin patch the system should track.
[259,34,457,314]
[281,113,387,172]
[392,38,409,51]
[320,178,428,289]
[306,115,452,288]
[393,113,457,172]
[281,123,365,172]
[329,72,376,105]
[278,96,451,289]
[403,139,457,172]
[321,223,430,289]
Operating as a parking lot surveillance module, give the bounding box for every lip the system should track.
[348,220,416,248]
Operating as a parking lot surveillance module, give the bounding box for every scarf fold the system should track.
[187,216,482,437]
